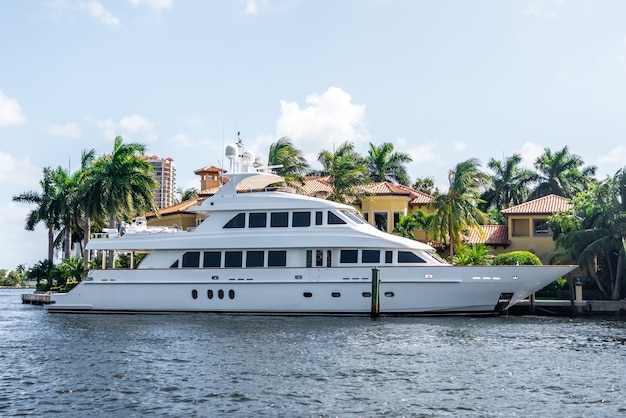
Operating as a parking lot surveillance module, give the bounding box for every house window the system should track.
[534,219,550,236]
[393,212,402,229]
[374,212,388,231]
[512,218,530,237]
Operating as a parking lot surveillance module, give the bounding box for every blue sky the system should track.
[2,0,626,269]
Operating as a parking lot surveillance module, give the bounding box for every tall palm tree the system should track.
[482,153,538,211]
[552,167,626,300]
[429,159,489,260]
[317,141,369,203]
[82,136,158,267]
[532,146,597,198]
[13,166,67,262]
[366,142,412,186]
[267,137,310,185]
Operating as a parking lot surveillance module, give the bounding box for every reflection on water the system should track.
[1,289,625,416]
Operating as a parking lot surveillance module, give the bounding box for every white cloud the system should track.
[276,87,369,167]
[0,153,47,269]
[79,0,120,26]
[171,133,193,148]
[452,140,467,152]
[523,0,564,18]
[595,145,626,178]
[46,122,81,139]
[129,0,173,12]
[91,114,157,143]
[517,141,544,169]
[0,91,27,126]
[244,0,259,15]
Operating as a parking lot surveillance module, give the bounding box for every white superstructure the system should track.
[47,143,575,315]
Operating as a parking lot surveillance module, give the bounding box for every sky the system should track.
[2,0,626,269]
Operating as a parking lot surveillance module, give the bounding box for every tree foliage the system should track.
[366,142,412,186]
[317,141,369,203]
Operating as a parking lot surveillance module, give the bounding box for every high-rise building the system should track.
[146,155,176,209]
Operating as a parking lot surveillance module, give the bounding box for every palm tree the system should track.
[429,159,489,260]
[482,153,538,211]
[82,136,158,267]
[532,146,597,198]
[267,137,310,185]
[552,167,626,300]
[453,243,492,266]
[13,167,67,262]
[412,176,439,196]
[366,142,412,186]
[392,209,434,240]
[317,141,369,203]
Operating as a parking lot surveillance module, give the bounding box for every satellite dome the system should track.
[225,144,237,160]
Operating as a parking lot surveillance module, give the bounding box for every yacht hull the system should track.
[47,265,575,315]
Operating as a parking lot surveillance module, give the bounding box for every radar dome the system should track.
[225,144,237,160]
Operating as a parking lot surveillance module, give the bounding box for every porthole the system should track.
[229,289,235,299]
[207,289,214,299]
[331,292,341,298]
[218,289,224,299]
[303,292,313,298]
[191,289,198,299]
[384,292,395,297]
[362,292,372,297]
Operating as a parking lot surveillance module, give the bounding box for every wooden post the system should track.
[529,292,535,315]
[371,268,380,319]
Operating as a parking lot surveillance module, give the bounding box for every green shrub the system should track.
[492,251,542,266]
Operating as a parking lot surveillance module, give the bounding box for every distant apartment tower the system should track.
[146,155,176,209]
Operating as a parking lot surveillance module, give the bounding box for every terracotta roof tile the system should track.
[145,196,204,217]
[501,194,572,215]
[464,225,509,245]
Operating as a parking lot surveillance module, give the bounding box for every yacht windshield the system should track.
[341,210,367,224]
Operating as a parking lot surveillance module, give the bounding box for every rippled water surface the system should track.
[1,289,625,417]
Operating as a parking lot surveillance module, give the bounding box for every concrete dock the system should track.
[21,292,52,305]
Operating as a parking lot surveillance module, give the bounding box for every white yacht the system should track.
[47,144,575,315]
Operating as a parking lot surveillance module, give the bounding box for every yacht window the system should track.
[315,211,323,225]
[292,211,311,227]
[306,250,313,268]
[340,250,358,263]
[203,251,221,268]
[398,251,426,263]
[385,251,393,264]
[316,250,324,267]
[268,250,287,267]
[326,250,332,267]
[271,212,289,227]
[182,252,200,268]
[170,260,179,268]
[362,250,380,263]
[342,210,366,224]
[224,213,245,228]
[225,251,243,267]
[249,212,267,228]
[246,251,264,267]
[328,211,346,225]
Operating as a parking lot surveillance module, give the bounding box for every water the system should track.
[1,289,625,417]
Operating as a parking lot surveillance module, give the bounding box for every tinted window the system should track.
[246,250,264,267]
[170,260,179,268]
[385,251,393,263]
[292,212,311,227]
[398,251,426,263]
[224,251,243,267]
[362,250,380,263]
[203,251,221,267]
[268,250,287,267]
[315,211,323,225]
[340,250,358,263]
[182,251,200,267]
[224,213,245,228]
[270,212,288,227]
[249,212,267,228]
[328,211,346,225]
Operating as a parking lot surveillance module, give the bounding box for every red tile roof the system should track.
[464,225,509,245]
[145,196,204,217]
[501,194,572,215]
